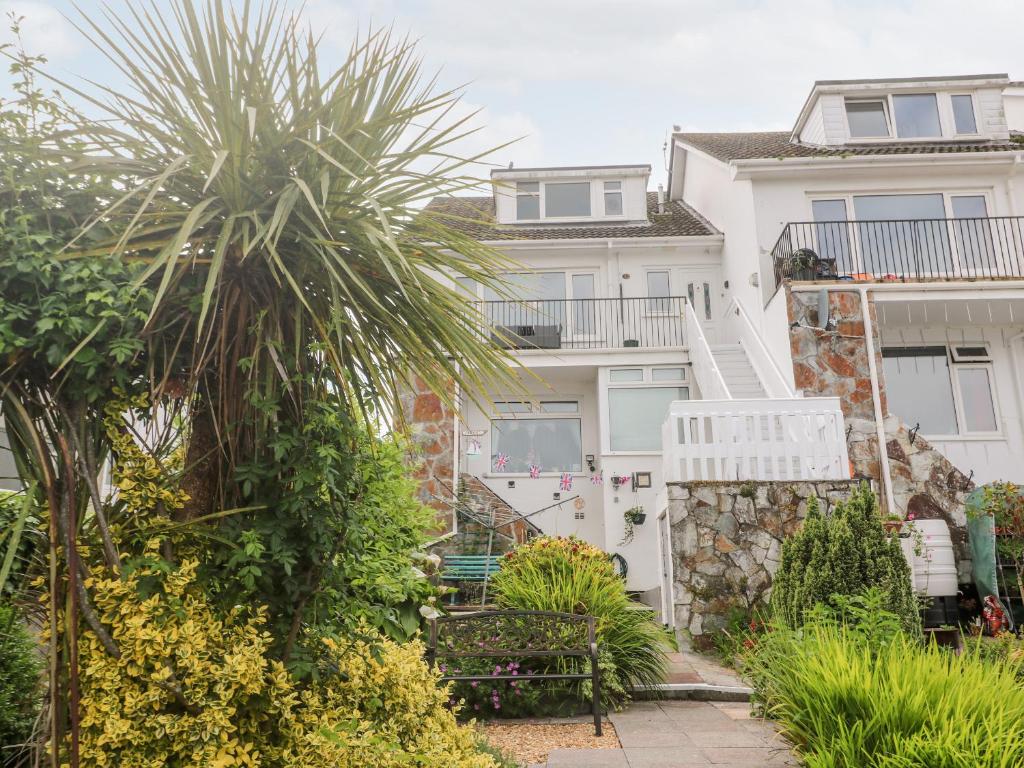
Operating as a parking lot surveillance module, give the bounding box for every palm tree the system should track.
[54,0,519,516]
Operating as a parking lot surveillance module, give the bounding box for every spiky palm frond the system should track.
[54,0,518,455]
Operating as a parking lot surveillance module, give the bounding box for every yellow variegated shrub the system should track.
[75,557,495,768]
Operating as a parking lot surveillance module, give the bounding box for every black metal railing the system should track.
[771,217,1024,289]
[480,296,686,350]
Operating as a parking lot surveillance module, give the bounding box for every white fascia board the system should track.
[730,151,1022,179]
[473,234,724,251]
[492,166,650,182]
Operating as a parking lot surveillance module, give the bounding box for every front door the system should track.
[677,267,720,344]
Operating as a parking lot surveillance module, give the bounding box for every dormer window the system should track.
[545,182,591,217]
[845,100,890,138]
[892,93,941,138]
[603,181,623,215]
[951,94,978,134]
[516,182,540,219]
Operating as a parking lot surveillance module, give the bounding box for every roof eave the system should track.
[730,149,1022,179]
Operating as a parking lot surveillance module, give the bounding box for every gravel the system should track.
[479,721,620,765]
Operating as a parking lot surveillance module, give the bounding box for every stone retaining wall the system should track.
[668,479,860,644]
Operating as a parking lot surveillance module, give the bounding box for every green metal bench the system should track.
[440,554,502,581]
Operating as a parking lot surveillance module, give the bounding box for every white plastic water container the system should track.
[910,519,958,597]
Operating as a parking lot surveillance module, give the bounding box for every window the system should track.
[485,272,566,327]
[957,368,997,432]
[491,399,582,473]
[652,367,686,382]
[646,270,671,312]
[952,95,978,134]
[812,199,853,272]
[892,93,941,138]
[609,368,644,383]
[455,276,479,299]
[846,100,889,138]
[853,194,951,273]
[495,401,531,413]
[608,387,688,451]
[571,273,597,335]
[951,195,993,266]
[516,182,540,219]
[545,182,591,217]
[883,346,999,436]
[604,181,623,216]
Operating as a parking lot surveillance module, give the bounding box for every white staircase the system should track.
[709,345,765,399]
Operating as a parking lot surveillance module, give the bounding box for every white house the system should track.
[414,73,1024,633]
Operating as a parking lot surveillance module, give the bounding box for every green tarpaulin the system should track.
[966,487,1014,630]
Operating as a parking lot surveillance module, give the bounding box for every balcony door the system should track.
[853,193,951,276]
[647,267,718,344]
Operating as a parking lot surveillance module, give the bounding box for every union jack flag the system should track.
[493,453,509,471]
[590,471,603,485]
[529,464,541,479]
[559,473,573,492]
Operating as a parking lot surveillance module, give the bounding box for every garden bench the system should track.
[440,554,503,582]
[426,610,602,736]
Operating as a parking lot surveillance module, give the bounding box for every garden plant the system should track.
[0,1,523,764]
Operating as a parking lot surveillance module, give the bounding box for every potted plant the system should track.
[786,248,819,281]
[882,513,905,535]
[621,505,646,545]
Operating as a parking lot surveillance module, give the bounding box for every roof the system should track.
[491,164,650,175]
[675,131,1024,162]
[813,73,1008,87]
[423,192,718,241]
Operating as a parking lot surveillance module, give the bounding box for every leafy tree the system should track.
[0,602,42,762]
[771,484,920,634]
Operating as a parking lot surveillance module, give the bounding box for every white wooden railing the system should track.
[662,397,850,482]
[684,300,731,400]
[721,298,795,399]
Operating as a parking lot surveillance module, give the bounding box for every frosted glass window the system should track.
[647,270,671,312]
[846,100,889,137]
[604,181,623,216]
[957,368,997,432]
[516,182,539,219]
[952,95,978,134]
[882,347,956,435]
[652,367,685,382]
[491,418,581,472]
[545,182,591,217]
[893,94,941,138]
[609,368,644,382]
[608,387,688,451]
[539,401,578,414]
[495,401,531,413]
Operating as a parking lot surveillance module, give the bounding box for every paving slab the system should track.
[543,701,796,767]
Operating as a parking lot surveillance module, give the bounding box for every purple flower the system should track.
[471,681,479,688]
[512,670,519,676]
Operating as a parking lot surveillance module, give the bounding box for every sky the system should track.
[4,0,1024,187]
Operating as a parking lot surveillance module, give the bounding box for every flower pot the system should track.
[624,339,639,347]
[883,520,904,535]
[633,513,646,526]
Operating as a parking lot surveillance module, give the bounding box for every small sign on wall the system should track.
[465,438,481,456]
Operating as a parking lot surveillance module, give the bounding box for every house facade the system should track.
[413,73,1024,638]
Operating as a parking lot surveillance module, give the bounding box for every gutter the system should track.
[731,150,1022,179]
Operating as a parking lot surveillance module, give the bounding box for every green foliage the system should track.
[0,601,42,760]
[77,557,496,768]
[744,611,1024,767]
[971,482,1024,600]
[0,491,42,599]
[770,485,919,634]
[490,537,672,710]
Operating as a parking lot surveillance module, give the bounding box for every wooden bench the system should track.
[440,554,502,582]
[426,610,602,735]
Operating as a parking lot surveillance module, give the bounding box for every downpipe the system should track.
[858,286,897,514]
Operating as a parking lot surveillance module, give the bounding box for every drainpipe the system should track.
[858,285,897,515]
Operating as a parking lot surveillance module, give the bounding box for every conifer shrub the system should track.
[0,601,41,762]
[770,484,919,634]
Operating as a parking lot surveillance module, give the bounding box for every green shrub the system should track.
[489,536,671,710]
[0,601,41,761]
[770,484,919,634]
[744,612,1024,767]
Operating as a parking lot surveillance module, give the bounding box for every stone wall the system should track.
[786,288,973,567]
[668,479,860,644]
[396,375,456,535]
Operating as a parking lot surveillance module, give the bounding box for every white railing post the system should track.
[662,397,850,483]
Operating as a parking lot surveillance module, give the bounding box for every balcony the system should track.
[482,296,686,351]
[771,217,1024,290]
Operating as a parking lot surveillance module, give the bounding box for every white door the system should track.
[678,268,720,344]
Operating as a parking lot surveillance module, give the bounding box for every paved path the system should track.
[649,651,752,700]
[544,701,797,767]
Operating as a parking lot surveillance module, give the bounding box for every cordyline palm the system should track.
[55,0,518,515]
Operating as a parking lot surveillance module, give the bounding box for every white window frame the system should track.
[842,91,989,143]
[486,396,585,477]
[512,179,631,223]
[644,269,674,316]
[603,180,623,217]
[542,181,593,220]
[883,345,1001,439]
[515,181,541,221]
[600,366,690,455]
[950,93,980,137]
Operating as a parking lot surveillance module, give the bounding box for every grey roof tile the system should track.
[423,192,717,240]
[676,131,1023,162]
